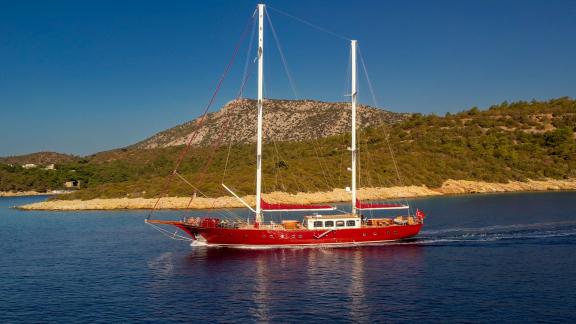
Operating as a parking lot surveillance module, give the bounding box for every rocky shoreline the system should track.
[0,190,72,197]
[14,178,576,211]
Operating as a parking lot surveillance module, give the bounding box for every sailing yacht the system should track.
[146,4,424,247]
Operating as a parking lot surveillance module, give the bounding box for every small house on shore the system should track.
[64,180,81,189]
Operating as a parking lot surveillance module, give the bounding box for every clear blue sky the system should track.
[1,0,575,156]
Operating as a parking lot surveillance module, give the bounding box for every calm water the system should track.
[1,192,575,323]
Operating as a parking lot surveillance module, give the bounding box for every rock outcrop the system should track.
[132,98,408,149]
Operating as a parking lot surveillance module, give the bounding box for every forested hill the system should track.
[0,97,574,198]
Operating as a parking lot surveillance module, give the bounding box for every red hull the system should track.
[170,223,423,247]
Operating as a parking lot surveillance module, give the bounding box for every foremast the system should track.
[255,4,265,224]
[350,40,358,216]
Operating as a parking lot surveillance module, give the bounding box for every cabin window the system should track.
[336,220,345,227]
[314,221,323,228]
[346,220,356,227]
[325,221,334,227]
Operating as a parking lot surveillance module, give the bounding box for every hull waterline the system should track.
[148,220,423,248]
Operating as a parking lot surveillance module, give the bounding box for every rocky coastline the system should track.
[14,178,576,211]
[0,190,72,197]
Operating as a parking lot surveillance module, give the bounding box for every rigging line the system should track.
[179,72,249,219]
[147,12,255,221]
[239,20,257,98]
[358,130,370,188]
[264,90,311,200]
[271,141,289,191]
[267,8,334,191]
[364,131,386,187]
[271,140,304,200]
[186,96,237,199]
[270,136,280,191]
[336,136,346,188]
[358,47,379,117]
[358,47,410,212]
[174,172,238,219]
[171,13,255,174]
[146,14,255,219]
[237,66,254,99]
[146,222,194,242]
[358,128,375,188]
[267,6,351,42]
[357,46,404,187]
[311,137,335,190]
[221,138,234,184]
[266,9,299,99]
[343,45,352,101]
[337,47,352,188]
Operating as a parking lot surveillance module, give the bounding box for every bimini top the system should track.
[355,199,409,210]
[261,199,336,212]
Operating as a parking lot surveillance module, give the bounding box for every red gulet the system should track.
[146,4,425,247]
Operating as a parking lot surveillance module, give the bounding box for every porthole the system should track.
[298,235,303,239]
[373,232,377,236]
[394,230,398,235]
[269,235,274,239]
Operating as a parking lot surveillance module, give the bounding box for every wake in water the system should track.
[413,220,576,245]
[187,221,576,249]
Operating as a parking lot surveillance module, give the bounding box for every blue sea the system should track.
[1,192,575,323]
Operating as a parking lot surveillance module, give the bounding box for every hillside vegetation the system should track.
[0,97,574,199]
[0,152,78,165]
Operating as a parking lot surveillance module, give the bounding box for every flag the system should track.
[416,209,426,220]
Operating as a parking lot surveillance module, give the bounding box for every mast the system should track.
[255,3,265,224]
[351,40,358,216]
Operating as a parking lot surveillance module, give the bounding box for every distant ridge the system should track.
[132,98,409,149]
[0,151,78,165]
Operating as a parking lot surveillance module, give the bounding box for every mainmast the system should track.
[255,3,265,224]
[351,40,358,216]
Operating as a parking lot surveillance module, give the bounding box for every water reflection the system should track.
[252,253,270,322]
[159,245,424,321]
[349,249,366,322]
